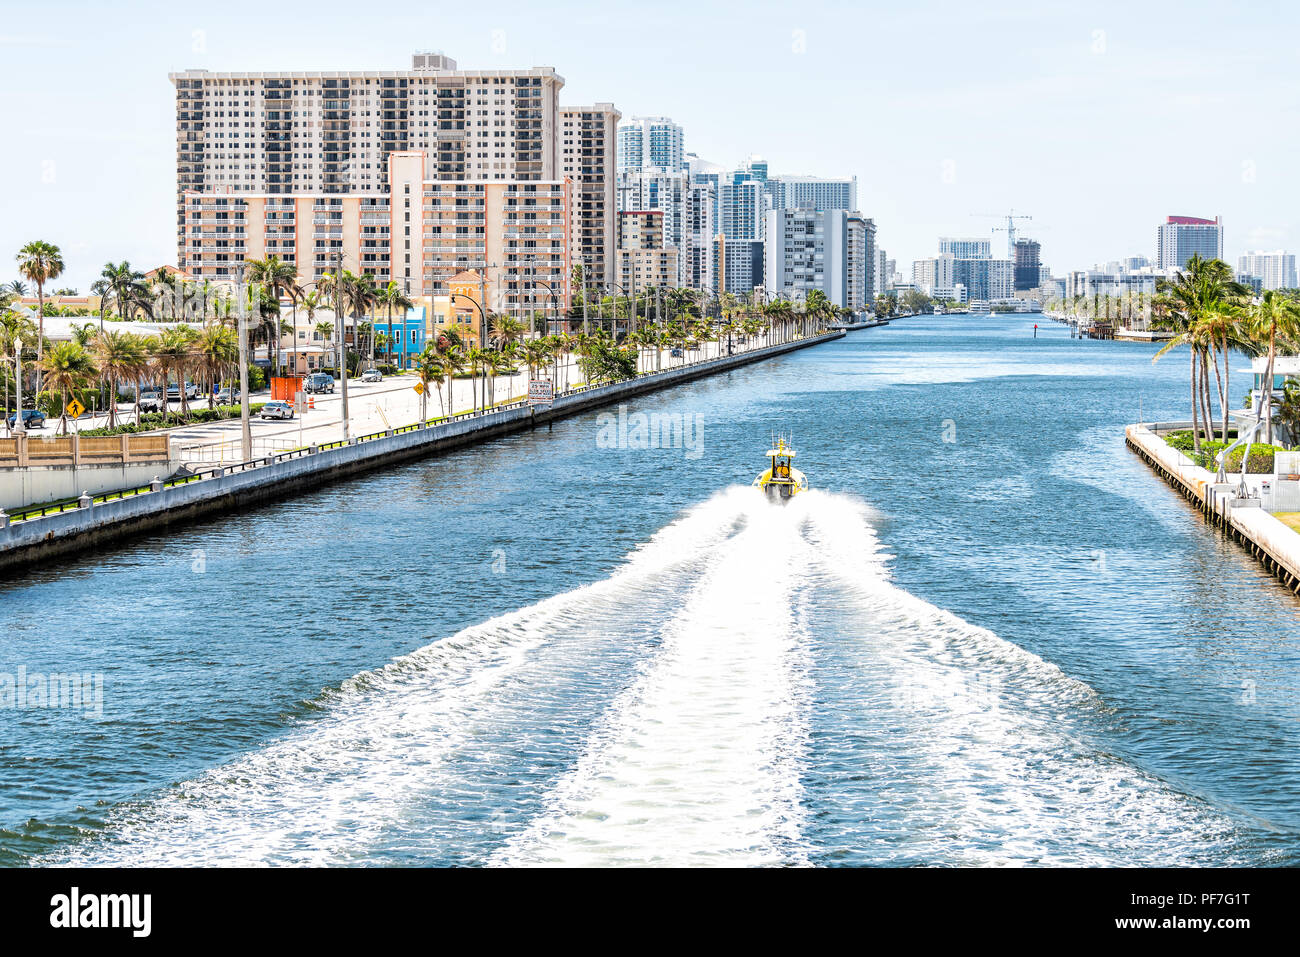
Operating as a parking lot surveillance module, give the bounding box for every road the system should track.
[15,338,750,464]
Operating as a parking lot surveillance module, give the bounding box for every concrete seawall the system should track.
[0,332,843,572]
[1125,423,1300,594]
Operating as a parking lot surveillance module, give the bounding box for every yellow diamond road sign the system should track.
[65,398,85,418]
[413,382,425,395]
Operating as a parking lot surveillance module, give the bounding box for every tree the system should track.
[194,323,238,408]
[38,341,96,434]
[151,326,198,420]
[1152,254,1249,449]
[16,241,64,361]
[101,261,152,322]
[1245,291,1300,444]
[378,281,415,370]
[91,329,148,427]
[412,345,444,421]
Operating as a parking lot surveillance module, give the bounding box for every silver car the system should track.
[361,368,382,383]
[259,400,294,420]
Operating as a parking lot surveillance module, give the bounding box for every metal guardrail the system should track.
[1,333,832,528]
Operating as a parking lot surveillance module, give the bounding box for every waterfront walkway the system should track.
[0,331,843,571]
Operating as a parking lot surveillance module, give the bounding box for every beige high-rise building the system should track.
[183,150,573,326]
[560,104,620,290]
[617,210,678,294]
[171,52,566,276]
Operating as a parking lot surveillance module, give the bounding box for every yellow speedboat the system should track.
[753,437,808,502]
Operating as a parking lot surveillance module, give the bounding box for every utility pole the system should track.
[335,247,350,442]
[235,271,252,462]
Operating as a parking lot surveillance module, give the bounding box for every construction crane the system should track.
[972,210,1032,258]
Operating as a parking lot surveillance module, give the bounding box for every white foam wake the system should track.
[497,489,813,866]
[49,488,759,867]
[797,491,1243,865]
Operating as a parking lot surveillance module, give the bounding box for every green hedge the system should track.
[1164,431,1282,473]
[75,403,267,437]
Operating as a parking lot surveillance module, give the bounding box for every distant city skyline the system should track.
[2,0,1297,289]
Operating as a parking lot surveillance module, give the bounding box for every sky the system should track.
[2,0,1297,290]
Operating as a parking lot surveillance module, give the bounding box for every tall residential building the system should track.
[715,240,765,299]
[1237,250,1297,291]
[1013,239,1041,291]
[938,237,991,260]
[171,52,567,280]
[617,210,679,293]
[183,150,571,321]
[719,178,767,241]
[1156,215,1224,270]
[684,181,716,293]
[913,253,956,296]
[875,247,888,303]
[560,104,620,286]
[616,167,688,286]
[616,116,685,172]
[846,214,876,312]
[764,208,870,309]
[953,258,1014,301]
[769,175,857,212]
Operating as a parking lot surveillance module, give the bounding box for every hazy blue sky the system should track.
[2,0,1296,289]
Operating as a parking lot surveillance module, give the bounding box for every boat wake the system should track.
[48,487,1246,866]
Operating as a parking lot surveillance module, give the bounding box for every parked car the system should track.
[670,348,684,358]
[215,387,241,404]
[137,390,166,413]
[304,372,335,394]
[259,400,294,420]
[6,409,46,430]
[361,368,382,383]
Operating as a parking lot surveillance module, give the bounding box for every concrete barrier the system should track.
[1126,424,1300,593]
[0,332,843,572]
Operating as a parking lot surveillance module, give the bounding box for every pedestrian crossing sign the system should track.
[65,398,85,418]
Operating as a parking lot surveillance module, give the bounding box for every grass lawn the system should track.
[1274,513,1300,534]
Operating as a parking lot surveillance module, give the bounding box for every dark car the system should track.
[6,409,46,430]
[304,373,335,394]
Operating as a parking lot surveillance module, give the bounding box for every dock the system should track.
[1125,423,1300,594]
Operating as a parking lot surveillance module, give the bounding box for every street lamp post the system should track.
[334,248,351,443]
[532,279,560,336]
[12,338,23,437]
[234,273,252,462]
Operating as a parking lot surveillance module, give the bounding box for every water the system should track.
[2,315,1297,866]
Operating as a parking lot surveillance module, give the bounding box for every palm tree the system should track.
[100,261,151,322]
[489,314,525,352]
[412,345,445,421]
[194,323,238,408]
[377,281,415,370]
[152,326,198,420]
[1,304,38,426]
[440,343,466,414]
[1152,254,1250,447]
[1244,291,1300,444]
[16,241,64,361]
[91,329,148,427]
[245,257,298,373]
[38,341,96,434]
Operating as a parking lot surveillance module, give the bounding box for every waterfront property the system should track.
[1127,422,1300,594]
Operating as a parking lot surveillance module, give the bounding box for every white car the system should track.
[361,369,382,383]
[259,400,294,420]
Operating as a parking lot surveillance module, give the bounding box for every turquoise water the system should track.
[2,314,1297,865]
